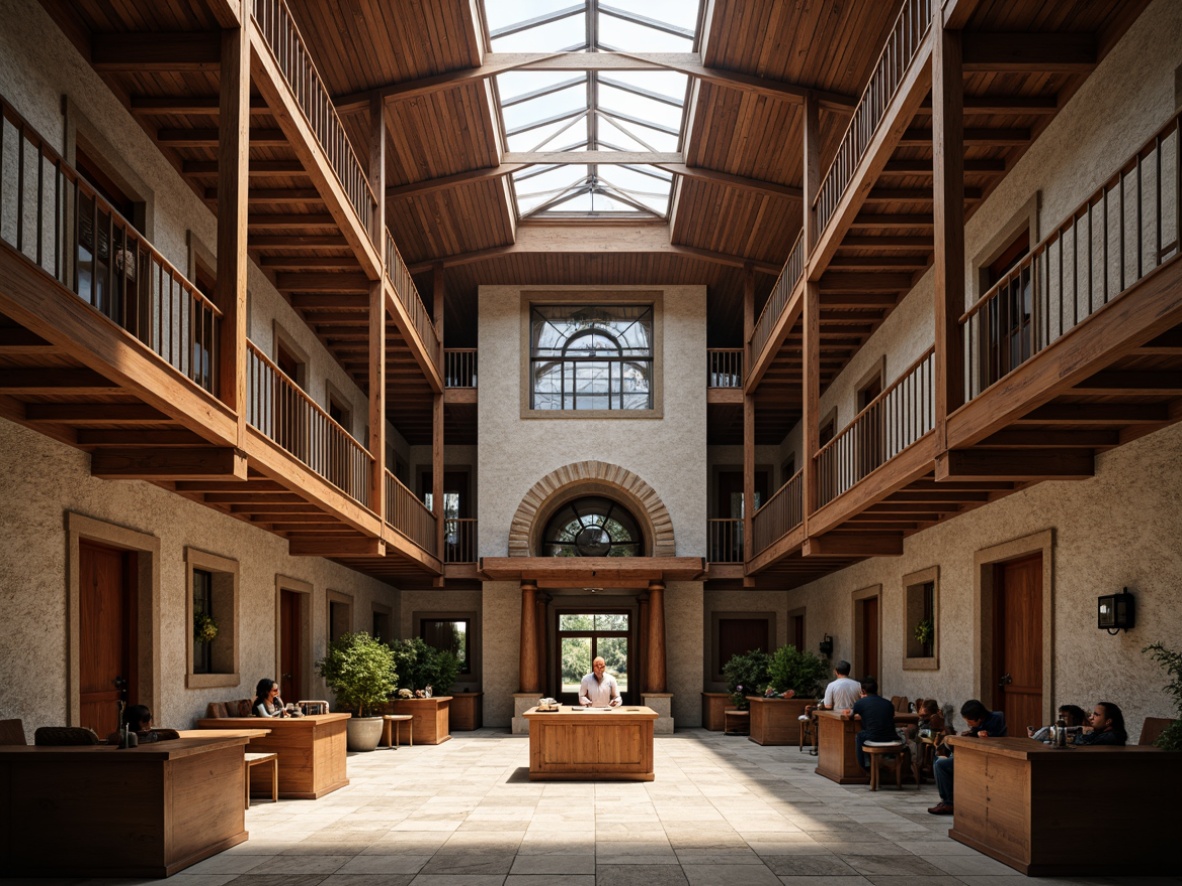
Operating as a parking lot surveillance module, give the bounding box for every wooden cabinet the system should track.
[449,692,483,730]
[386,696,452,744]
[195,713,350,798]
[947,736,1182,876]
[701,692,732,730]
[746,696,814,745]
[0,736,249,877]
[524,706,657,781]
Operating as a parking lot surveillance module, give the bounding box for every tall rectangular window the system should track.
[193,568,213,674]
[530,304,653,410]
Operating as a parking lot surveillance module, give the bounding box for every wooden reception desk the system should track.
[524,705,658,781]
[196,712,350,798]
[946,736,1182,876]
[0,735,250,877]
[815,709,918,784]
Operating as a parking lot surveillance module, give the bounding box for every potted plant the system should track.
[385,638,461,744]
[746,644,827,746]
[1143,642,1182,750]
[722,649,771,711]
[914,618,934,653]
[316,631,397,752]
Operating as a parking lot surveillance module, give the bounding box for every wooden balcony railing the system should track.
[752,470,803,556]
[247,341,372,507]
[816,348,935,507]
[444,518,477,563]
[707,518,744,563]
[445,348,477,388]
[251,0,375,231]
[0,95,220,394]
[749,231,805,369]
[962,112,1181,399]
[707,349,743,388]
[814,0,932,235]
[385,228,441,365]
[384,469,437,555]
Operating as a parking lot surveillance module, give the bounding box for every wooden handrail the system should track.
[385,228,441,363]
[749,231,805,369]
[960,112,1180,400]
[247,340,373,507]
[384,468,437,555]
[707,518,744,564]
[0,94,220,394]
[443,517,477,563]
[751,469,803,555]
[707,349,743,387]
[250,0,376,229]
[445,348,477,387]
[814,0,932,232]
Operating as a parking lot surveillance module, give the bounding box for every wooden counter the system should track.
[815,709,918,784]
[524,705,658,781]
[701,692,731,731]
[0,735,250,877]
[746,696,814,745]
[195,712,349,799]
[946,736,1182,876]
[449,692,482,731]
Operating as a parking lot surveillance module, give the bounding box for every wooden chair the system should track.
[0,719,27,745]
[864,740,912,791]
[797,710,818,754]
[244,751,279,807]
[723,709,749,735]
[34,726,100,746]
[890,695,910,713]
[1138,717,1175,746]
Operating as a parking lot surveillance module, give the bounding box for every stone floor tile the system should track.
[505,877,595,886]
[763,855,861,877]
[594,864,691,885]
[509,853,597,875]
[924,855,1024,877]
[680,863,782,885]
[774,878,872,886]
[317,876,415,886]
[418,850,516,875]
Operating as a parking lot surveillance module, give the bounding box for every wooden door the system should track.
[79,541,136,736]
[858,596,880,679]
[788,613,805,651]
[280,590,303,701]
[993,555,1042,732]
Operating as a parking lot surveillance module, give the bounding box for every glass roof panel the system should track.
[483,0,701,219]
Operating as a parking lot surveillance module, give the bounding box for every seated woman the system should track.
[253,678,290,718]
[1074,701,1128,745]
[908,699,946,777]
[1027,704,1087,742]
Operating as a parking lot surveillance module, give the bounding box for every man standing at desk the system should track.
[579,657,622,707]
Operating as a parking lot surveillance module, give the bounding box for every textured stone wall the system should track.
[481,582,522,727]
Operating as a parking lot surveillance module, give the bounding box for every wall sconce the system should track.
[819,634,834,657]
[1097,588,1135,635]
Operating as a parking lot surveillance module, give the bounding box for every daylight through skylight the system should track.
[483,1,700,219]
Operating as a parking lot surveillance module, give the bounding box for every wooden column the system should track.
[535,592,548,695]
[644,581,666,693]
[801,90,823,530]
[433,264,445,565]
[215,22,249,439]
[742,266,756,568]
[932,8,966,448]
[519,582,540,693]
[367,92,387,516]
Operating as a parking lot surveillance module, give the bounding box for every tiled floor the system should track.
[11,730,1180,886]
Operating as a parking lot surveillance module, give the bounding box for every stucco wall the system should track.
[477,285,707,557]
[0,420,398,737]
[481,581,522,727]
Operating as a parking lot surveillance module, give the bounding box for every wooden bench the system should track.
[723,709,749,735]
[244,751,278,807]
[381,714,414,748]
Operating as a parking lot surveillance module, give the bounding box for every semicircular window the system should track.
[542,497,642,557]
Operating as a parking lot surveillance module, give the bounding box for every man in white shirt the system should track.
[821,660,862,711]
[579,656,621,707]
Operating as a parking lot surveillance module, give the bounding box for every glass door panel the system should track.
[561,637,591,695]
[597,636,628,694]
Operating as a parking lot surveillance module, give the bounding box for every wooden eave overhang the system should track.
[479,557,706,587]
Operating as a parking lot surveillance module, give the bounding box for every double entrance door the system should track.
[556,611,632,705]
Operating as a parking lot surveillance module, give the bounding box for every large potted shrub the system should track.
[385,638,461,744]
[316,631,397,752]
[722,649,771,711]
[748,645,828,746]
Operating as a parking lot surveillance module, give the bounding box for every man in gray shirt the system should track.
[579,656,621,707]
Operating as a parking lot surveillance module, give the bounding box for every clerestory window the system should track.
[542,497,643,557]
[530,304,653,410]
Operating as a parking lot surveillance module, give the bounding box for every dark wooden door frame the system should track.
[851,584,882,681]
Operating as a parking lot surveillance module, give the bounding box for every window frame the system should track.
[902,566,940,671]
[184,547,240,689]
[415,610,481,684]
[707,610,777,685]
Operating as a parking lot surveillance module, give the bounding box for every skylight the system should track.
[483,1,700,219]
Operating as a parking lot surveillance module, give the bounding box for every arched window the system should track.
[542,497,642,557]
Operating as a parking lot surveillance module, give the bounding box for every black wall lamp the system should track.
[1097,588,1135,634]
[819,634,834,657]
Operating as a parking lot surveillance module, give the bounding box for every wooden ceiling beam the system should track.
[962,33,1097,73]
[0,327,54,353]
[652,163,802,200]
[918,94,1060,115]
[275,273,369,293]
[841,235,934,249]
[882,158,1006,174]
[1015,403,1170,424]
[819,273,914,292]
[204,187,323,204]
[977,429,1119,448]
[866,187,983,201]
[900,128,1031,146]
[0,368,121,395]
[78,429,209,447]
[91,447,247,481]
[248,213,337,229]
[504,150,682,165]
[25,403,169,424]
[289,294,370,309]
[130,95,269,115]
[803,533,903,557]
[248,234,349,248]
[289,537,386,557]
[935,448,1095,481]
[849,214,934,230]
[828,256,927,271]
[91,32,220,71]
[184,160,306,176]
[1071,370,1182,395]
[158,128,287,147]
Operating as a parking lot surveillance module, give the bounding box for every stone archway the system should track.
[508,461,675,557]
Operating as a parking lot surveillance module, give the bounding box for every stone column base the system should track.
[511,692,540,734]
[642,693,674,734]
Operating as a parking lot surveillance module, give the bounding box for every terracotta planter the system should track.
[746,696,815,745]
[381,697,452,744]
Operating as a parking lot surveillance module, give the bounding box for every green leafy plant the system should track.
[723,649,771,710]
[316,631,397,717]
[914,618,934,648]
[768,644,829,698]
[1142,642,1182,750]
[389,637,461,695]
[193,612,219,643]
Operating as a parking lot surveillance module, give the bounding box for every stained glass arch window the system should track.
[542,496,643,557]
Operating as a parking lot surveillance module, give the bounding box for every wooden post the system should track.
[216,22,249,439]
[803,91,822,251]
[932,7,966,448]
[535,591,548,695]
[433,264,445,563]
[519,582,540,693]
[801,90,823,532]
[742,265,755,568]
[368,92,386,517]
[644,581,667,693]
